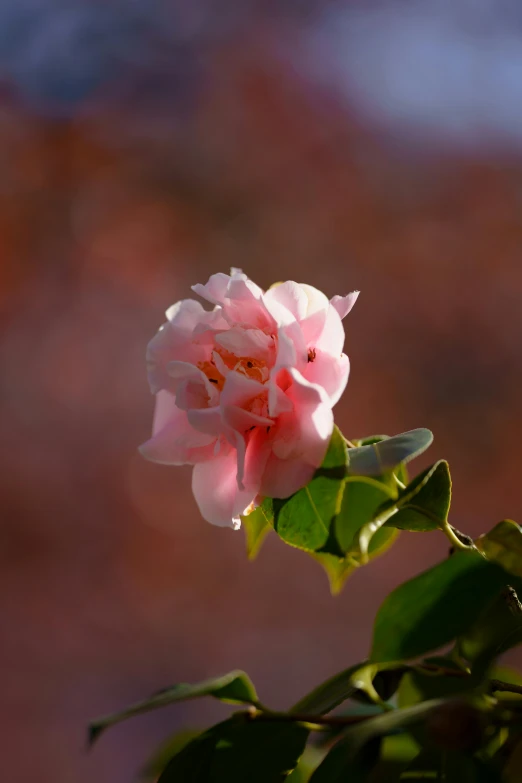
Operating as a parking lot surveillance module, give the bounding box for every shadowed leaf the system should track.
[475,520,522,577]
[384,460,452,532]
[242,504,271,559]
[347,429,433,477]
[371,552,516,662]
[158,716,309,783]
[272,427,347,552]
[88,671,259,745]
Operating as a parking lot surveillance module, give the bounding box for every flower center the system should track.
[216,348,270,384]
[197,350,270,392]
[197,360,225,391]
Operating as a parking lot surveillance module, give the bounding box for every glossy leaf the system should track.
[335,477,395,552]
[476,520,522,578]
[158,716,309,783]
[311,551,358,595]
[347,428,433,477]
[457,587,522,665]
[292,661,406,715]
[141,729,201,780]
[400,750,500,782]
[272,427,347,552]
[384,460,452,533]
[313,525,399,594]
[371,552,515,662]
[309,699,445,783]
[490,665,522,701]
[397,657,475,709]
[242,504,271,559]
[352,504,403,562]
[89,671,259,745]
[290,663,368,714]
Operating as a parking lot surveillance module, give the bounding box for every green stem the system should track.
[245,707,374,730]
[393,474,407,490]
[442,522,472,551]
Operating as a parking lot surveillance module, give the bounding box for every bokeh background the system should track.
[2,1,522,780]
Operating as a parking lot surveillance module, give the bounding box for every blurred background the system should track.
[2,0,522,780]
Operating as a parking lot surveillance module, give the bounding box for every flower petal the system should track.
[260,454,317,499]
[215,327,274,361]
[303,350,350,406]
[188,406,224,436]
[192,451,255,526]
[140,402,215,465]
[271,369,333,467]
[146,299,211,393]
[315,304,345,357]
[191,273,232,305]
[263,281,308,321]
[330,291,360,319]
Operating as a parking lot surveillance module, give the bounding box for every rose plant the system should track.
[91,272,522,782]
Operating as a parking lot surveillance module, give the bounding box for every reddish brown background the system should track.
[1,3,522,781]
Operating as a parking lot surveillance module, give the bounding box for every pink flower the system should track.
[140,270,359,528]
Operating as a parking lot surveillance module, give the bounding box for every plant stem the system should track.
[490,679,522,696]
[245,706,374,729]
[244,674,522,731]
[442,522,472,551]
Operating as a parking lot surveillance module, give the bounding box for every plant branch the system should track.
[245,706,374,729]
[244,670,522,731]
[490,679,522,696]
[443,522,474,551]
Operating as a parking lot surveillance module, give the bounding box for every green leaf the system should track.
[384,461,452,533]
[158,716,309,783]
[311,552,358,595]
[335,477,396,552]
[88,671,259,745]
[309,699,445,783]
[490,665,522,701]
[347,429,433,477]
[397,658,475,709]
[475,520,522,577]
[242,504,271,559]
[312,525,399,595]
[141,729,201,780]
[292,662,406,715]
[320,425,349,472]
[272,427,347,552]
[371,552,516,662]
[290,663,366,714]
[457,587,522,666]
[400,750,500,782]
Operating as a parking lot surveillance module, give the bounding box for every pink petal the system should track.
[260,454,316,498]
[299,283,330,315]
[191,273,232,305]
[192,451,256,526]
[223,405,272,433]
[140,402,215,465]
[270,369,333,469]
[224,278,274,330]
[166,361,218,409]
[215,327,274,361]
[315,304,345,357]
[146,299,211,393]
[220,371,266,409]
[267,380,294,418]
[263,281,308,321]
[151,389,178,434]
[330,291,360,320]
[272,322,307,375]
[188,406,224,436]
[303,350,350,405]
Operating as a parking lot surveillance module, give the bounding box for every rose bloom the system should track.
[140,270,358,528]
